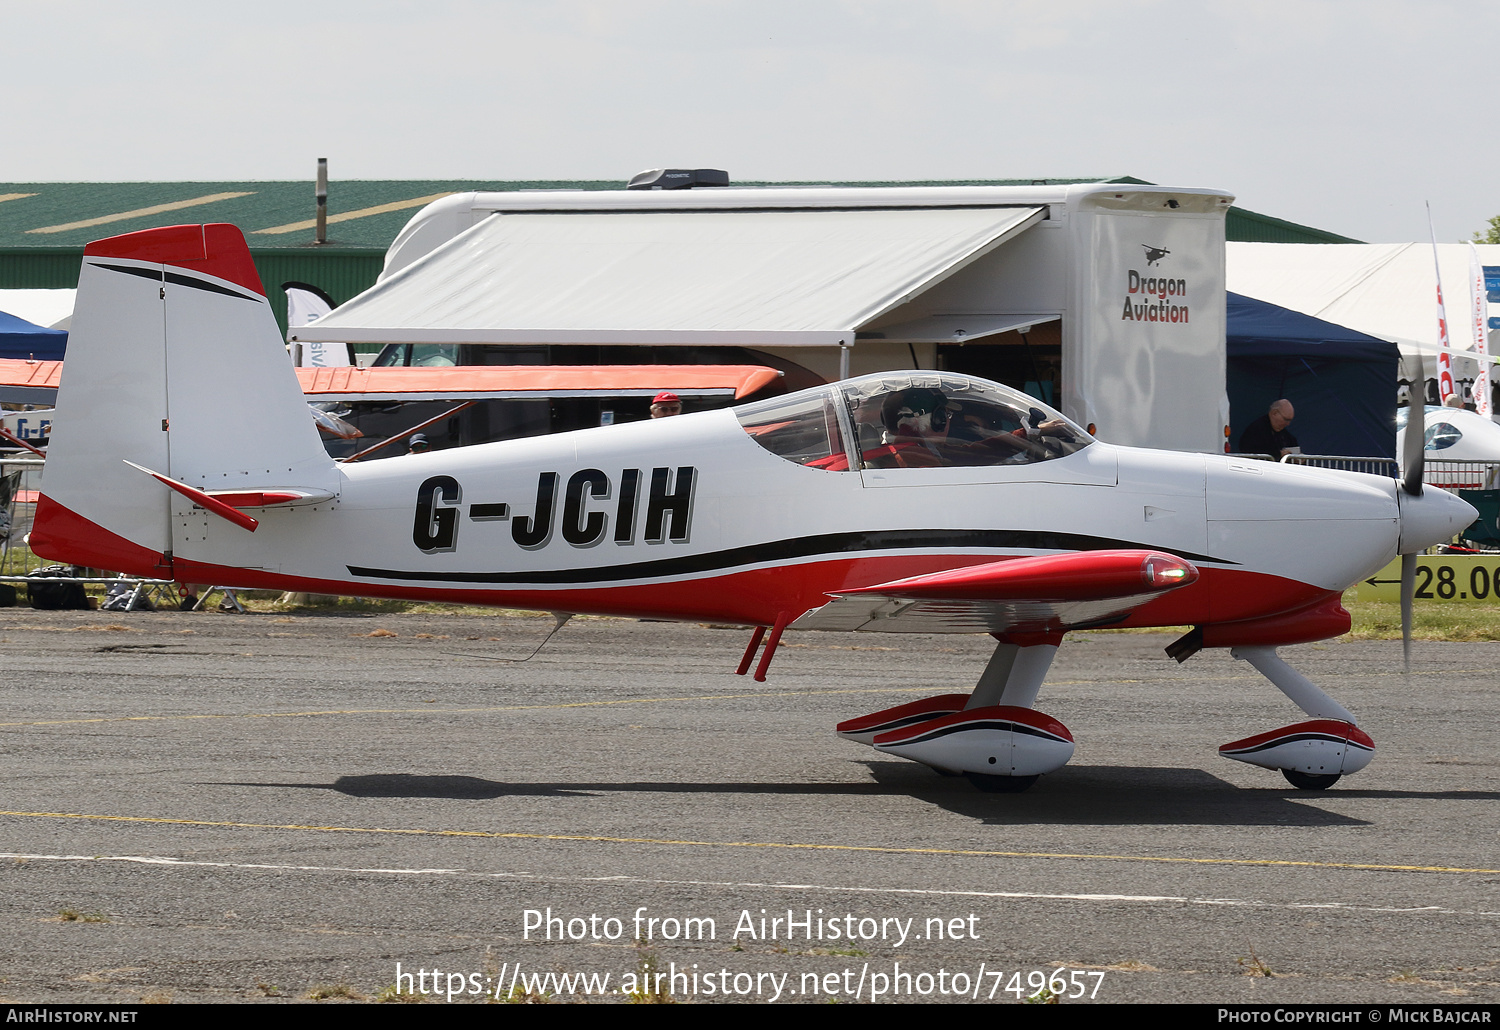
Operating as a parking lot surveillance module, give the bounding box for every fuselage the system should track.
[31,224,1474,655]
[161,401,1411,634]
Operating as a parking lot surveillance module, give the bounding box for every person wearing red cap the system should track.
[650,391,683,418]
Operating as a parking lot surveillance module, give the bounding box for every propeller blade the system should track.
[1400,551,1415,673]
[1402,355,1426,497]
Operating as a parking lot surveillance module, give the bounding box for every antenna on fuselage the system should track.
[447,611,574,663]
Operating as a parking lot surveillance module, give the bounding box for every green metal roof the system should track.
[0,176,1360,251]
[0,176,1360,334]
[0,180,622,250]
[1224,205,1361,244]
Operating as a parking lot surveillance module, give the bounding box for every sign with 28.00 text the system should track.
[1357,555,1500,604]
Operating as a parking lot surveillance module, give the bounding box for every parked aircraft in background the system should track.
[1397,404,1500,473]
[297,363,787,458]
[1,406,51,443]
[0,357,786,460]
[29,225,1476,793]
[0,358,62,408]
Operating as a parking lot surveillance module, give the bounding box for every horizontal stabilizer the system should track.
[125,462,336,530]
[124,461,259,532]
[203,487,337,508]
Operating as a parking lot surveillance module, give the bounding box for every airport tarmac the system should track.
[0,606,1497,1005]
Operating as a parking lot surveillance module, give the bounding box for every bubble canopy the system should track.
[735,372,1092,471]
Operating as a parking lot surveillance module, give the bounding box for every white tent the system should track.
[0,288,75,330]
[1226,241,1500,357]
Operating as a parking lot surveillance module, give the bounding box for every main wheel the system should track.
[1282,769,1340,790]
[965,773,1039,794]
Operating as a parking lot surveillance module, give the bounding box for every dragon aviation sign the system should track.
[1121,245,1191,324]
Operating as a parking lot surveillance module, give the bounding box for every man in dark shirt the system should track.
[1240,399,1298,458]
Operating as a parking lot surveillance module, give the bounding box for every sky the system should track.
[3,0,1496,244]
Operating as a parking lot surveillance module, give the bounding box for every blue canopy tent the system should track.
[0,310,67,361]
[1227,292,1398,459]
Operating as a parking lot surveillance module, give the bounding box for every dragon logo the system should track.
[1142,244,1170,266]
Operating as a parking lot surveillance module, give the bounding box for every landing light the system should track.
[1142,554,1196,588]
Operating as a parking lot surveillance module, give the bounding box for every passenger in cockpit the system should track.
[859,387,954,467]
[885,387,954,443]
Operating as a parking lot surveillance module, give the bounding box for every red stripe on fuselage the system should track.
[171,555,1333,633]
[30,494,170,578]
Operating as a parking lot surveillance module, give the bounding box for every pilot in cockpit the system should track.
[848,387,956,468]
[949,400,1079,462]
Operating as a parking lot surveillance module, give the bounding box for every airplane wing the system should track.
[791,549,1197,634]
[295,364,784,402]
[0,358,63,404]
[0,360,784,407]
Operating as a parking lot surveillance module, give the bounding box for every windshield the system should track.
[1425,422,1462,450]
[735,387,849,468]
[841,373,1090,469]
[736,373,1091,471]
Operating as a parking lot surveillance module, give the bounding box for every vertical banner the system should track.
[283,282,351,368]
[1429,204,1455,405]
[1470,243,1492,417]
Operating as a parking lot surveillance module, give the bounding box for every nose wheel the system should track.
[1282,769,1340,791]
[965,773,1039,794]
[1223,649,1375,789]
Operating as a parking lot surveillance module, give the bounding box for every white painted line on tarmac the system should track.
[3,851,1495,920]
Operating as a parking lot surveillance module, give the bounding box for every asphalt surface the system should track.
[0,606,1497,1005]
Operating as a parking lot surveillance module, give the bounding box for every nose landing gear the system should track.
[1221,647,1375,789]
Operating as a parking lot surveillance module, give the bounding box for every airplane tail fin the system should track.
[31,224,338,577]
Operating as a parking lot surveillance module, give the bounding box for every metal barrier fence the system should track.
[1418,459,1500,490]
[0,454,45,578]
[0,452,184,607]
[1241,453,1500,490]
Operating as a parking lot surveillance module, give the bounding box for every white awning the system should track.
[858,313,1060,344]
[294,206,1046,347]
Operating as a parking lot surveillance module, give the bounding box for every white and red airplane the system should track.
[30,225,1477,793]
[1397,403,1500,488]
